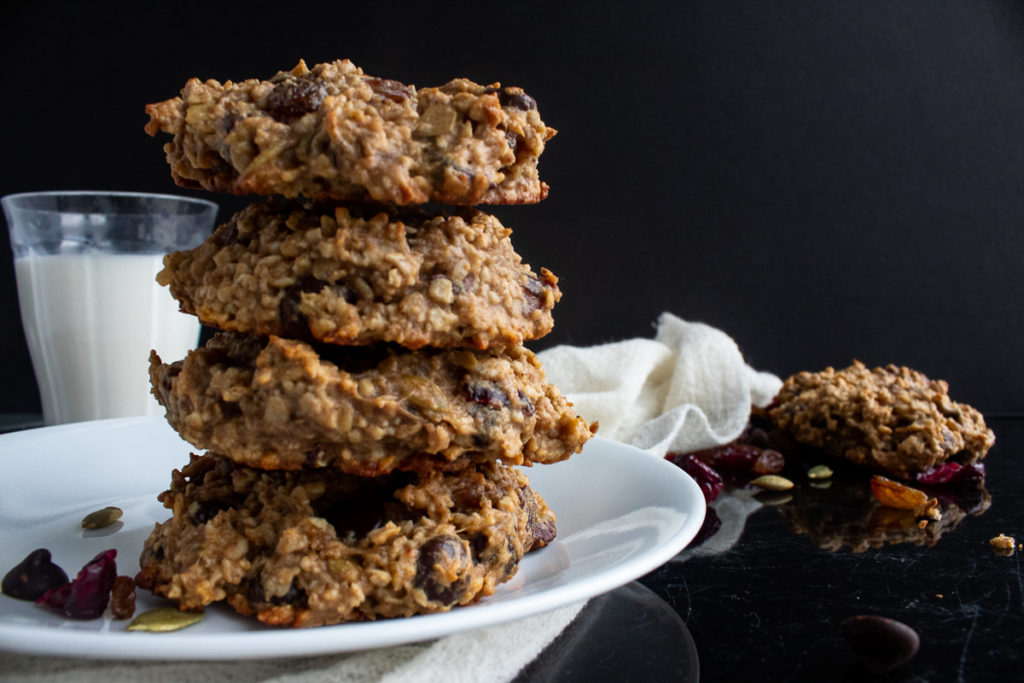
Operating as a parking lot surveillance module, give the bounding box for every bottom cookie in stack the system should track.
[136,453,556,627]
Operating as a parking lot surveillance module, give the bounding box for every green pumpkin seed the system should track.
[750,474,794,491]
[807,465,834,480]
[126,607,205,632]
[809,479,833,490]
[81,506,123,529]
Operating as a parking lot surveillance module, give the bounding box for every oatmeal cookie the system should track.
[145,59,555,205]
[149,332,595,474]
[767,361,994,478]
[158,201,559,349]
[135,453,555,627]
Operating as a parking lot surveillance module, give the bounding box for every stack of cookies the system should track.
[134,59,595,627]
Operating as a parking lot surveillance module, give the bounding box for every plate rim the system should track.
[0,416,704,660]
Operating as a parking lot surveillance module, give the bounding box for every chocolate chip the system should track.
[266,79,327,121]
[841,615,920,674]
[1,549,69,601]
[414,535,470,605]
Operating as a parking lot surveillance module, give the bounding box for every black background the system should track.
[3,0,1023,415]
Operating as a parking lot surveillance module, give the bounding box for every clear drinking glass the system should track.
[3,191,218,425]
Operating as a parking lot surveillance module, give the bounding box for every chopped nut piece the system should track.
[990,534,1016,556]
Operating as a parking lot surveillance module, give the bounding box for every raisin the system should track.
[665,453,724,503]
[506,131,526,158]
[501,543,521,581]
[753,449,785,475]
[741,426,771,449]
[278,275,328,339]
[365,76,411,102]
[266,79,327,121]
[468,532,489,561]
[521,484,557,550]
[110,576,136,620]
[213,222,246,248]
[870,476,931,510]
[1,548,69,601]
[248,579,307,607]
[522,276,548,313]
[414,535,470,605]
[517,390,536,417]
[498,90,537,111]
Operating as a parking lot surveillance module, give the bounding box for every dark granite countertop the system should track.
[520,416,1024,682]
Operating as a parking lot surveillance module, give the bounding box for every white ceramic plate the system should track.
[0,417,704,660]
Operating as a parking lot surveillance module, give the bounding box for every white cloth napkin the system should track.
[1,313,779,682]
[538,312,781,454]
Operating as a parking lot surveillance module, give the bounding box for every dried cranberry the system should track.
[37,549,117,620]
[690,505,722,548]
[916,462,986,486]
[37,582,72,609]
[2,548,69,601]
[466,383,510,410]
[666,453,724,503]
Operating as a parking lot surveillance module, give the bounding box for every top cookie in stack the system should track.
[137,59,594,626]
[144,59,555,205]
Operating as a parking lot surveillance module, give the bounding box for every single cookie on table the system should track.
[135,453,555,627]
[766,361,994,479]
[145,59,555,205]
[158,200,560,350]
[149,331,595,475]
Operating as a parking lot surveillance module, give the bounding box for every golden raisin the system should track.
[870,475,929,509]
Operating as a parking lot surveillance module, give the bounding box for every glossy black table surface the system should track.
[521,416,1023,682]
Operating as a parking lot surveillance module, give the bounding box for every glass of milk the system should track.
[3,191,219,425]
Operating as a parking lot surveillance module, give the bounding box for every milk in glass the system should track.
[14,253,198,424]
